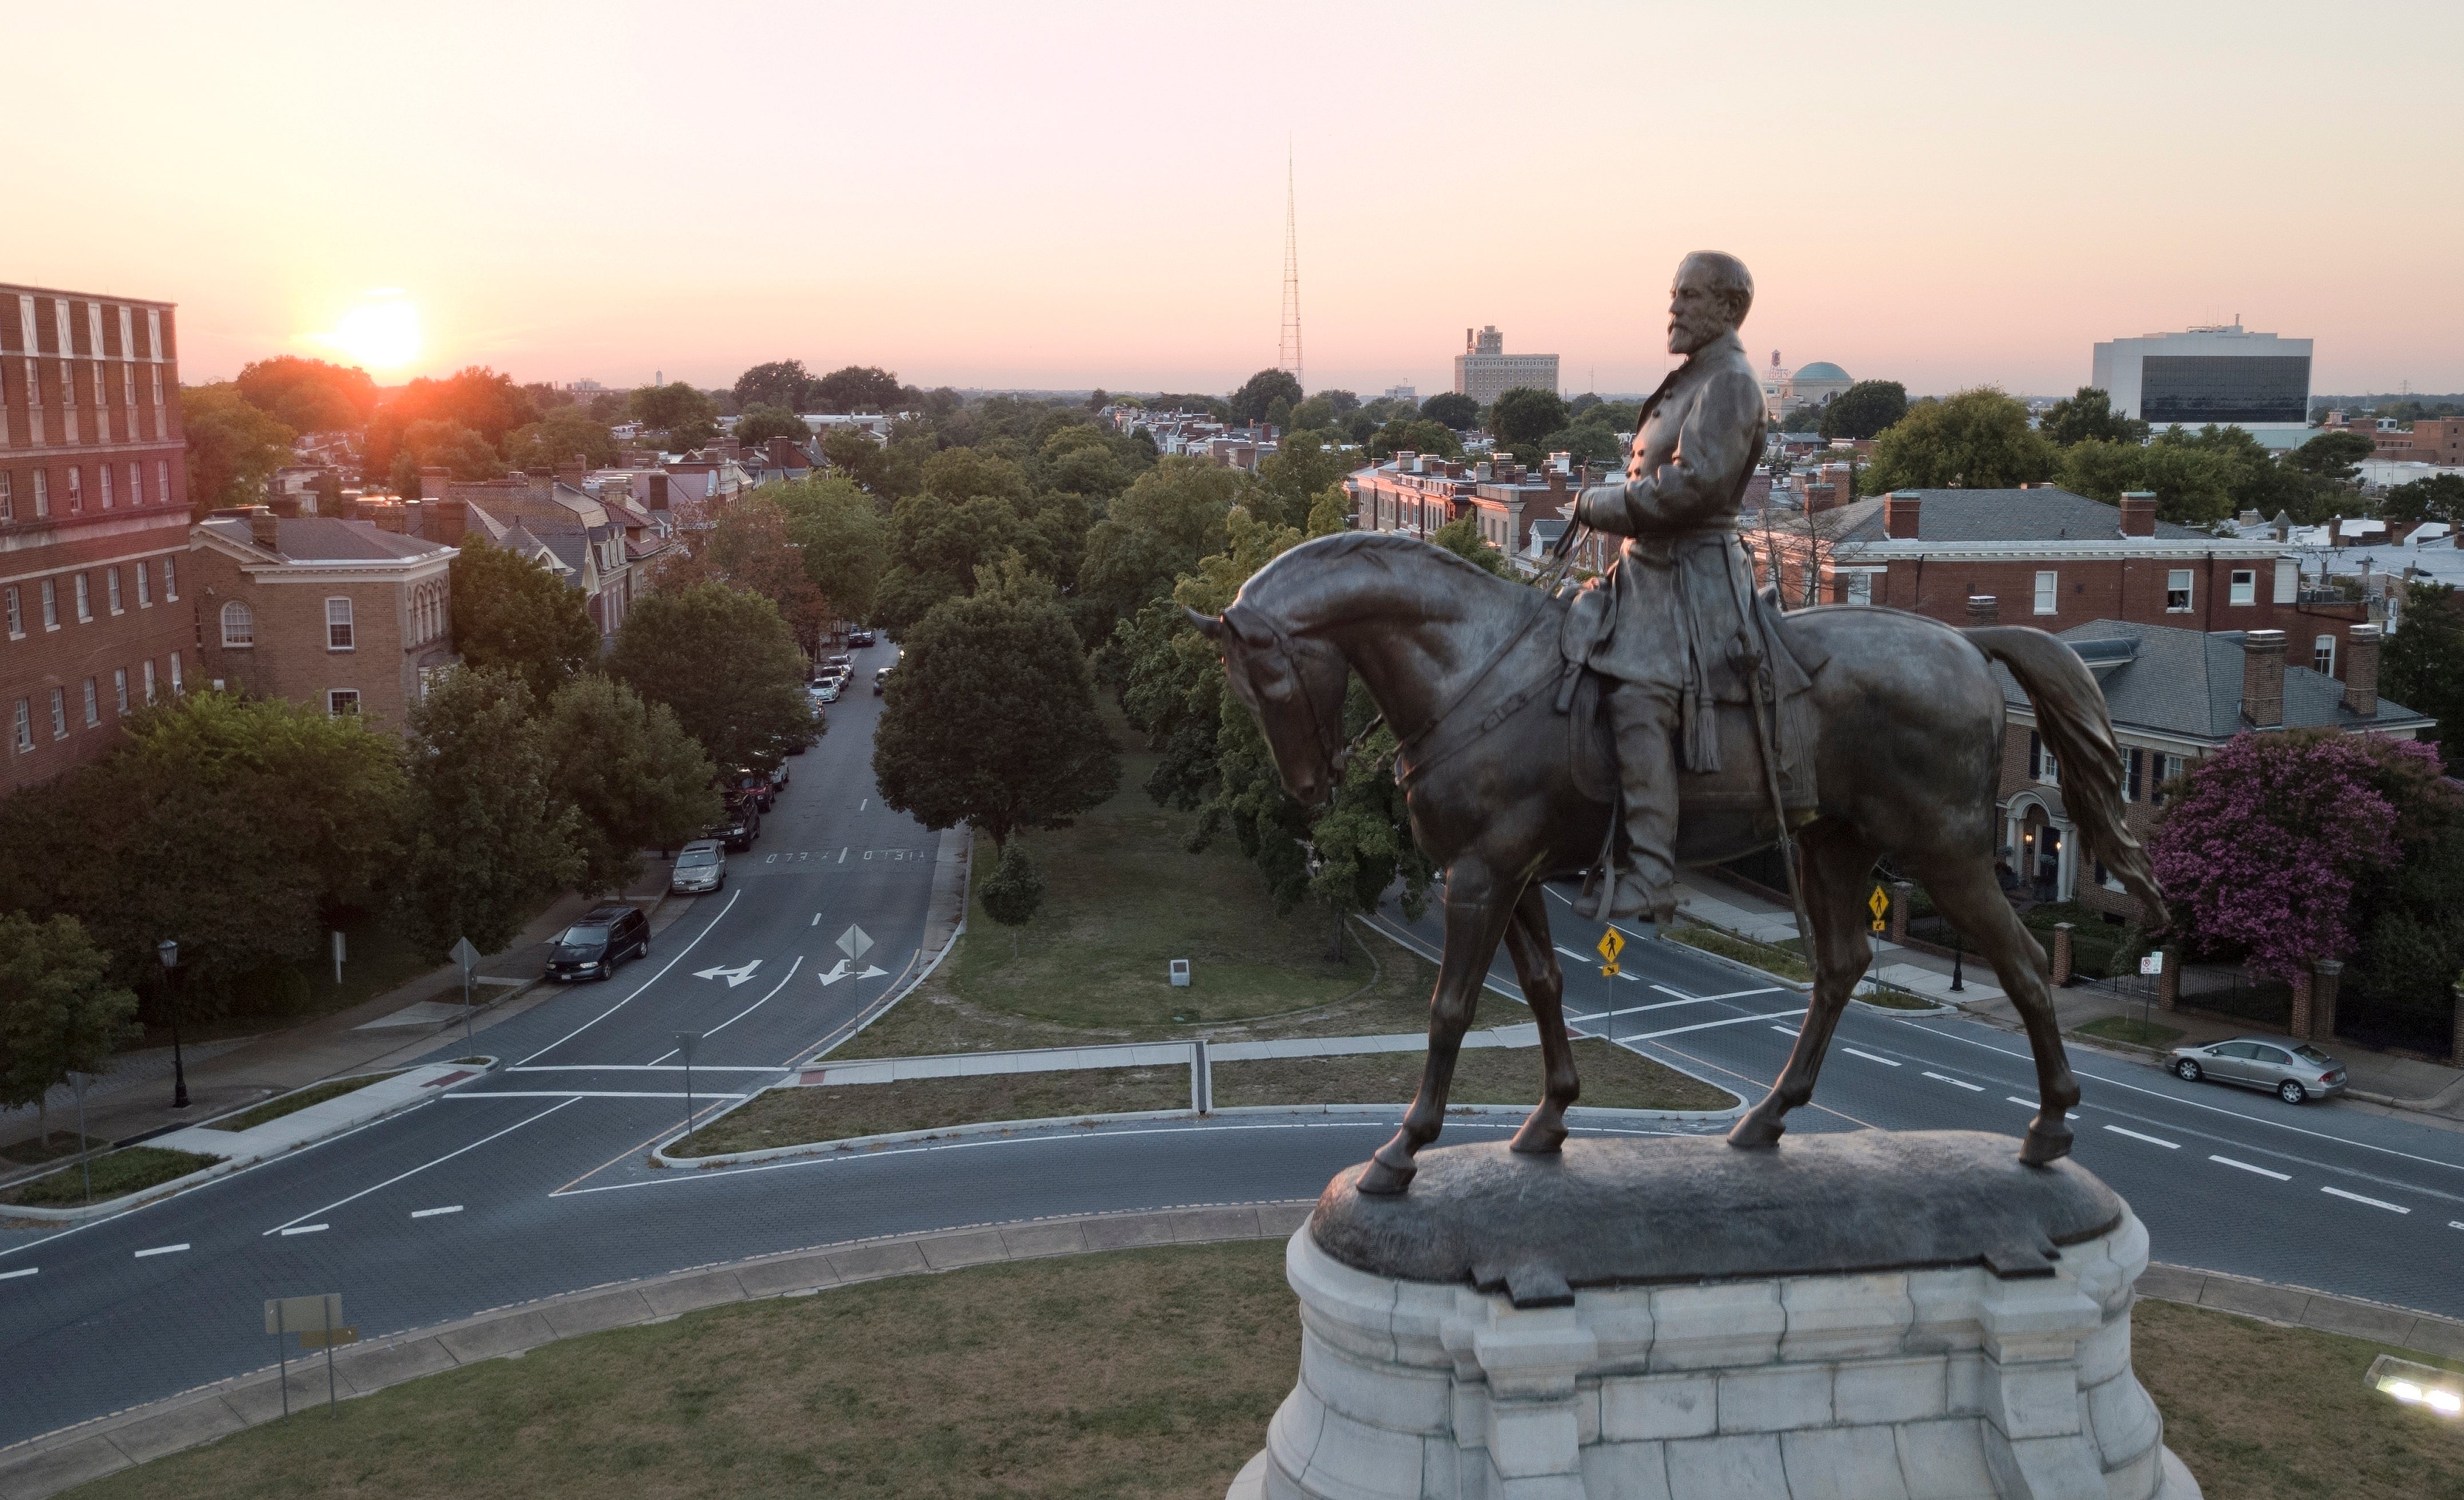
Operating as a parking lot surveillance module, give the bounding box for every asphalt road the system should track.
[5,661,2462,1444]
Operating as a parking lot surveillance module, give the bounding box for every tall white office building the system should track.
[2090,322,2313,448]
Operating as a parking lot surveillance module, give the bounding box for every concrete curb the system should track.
[0,1199,1318,1500]
[2133,1262,2464,1361]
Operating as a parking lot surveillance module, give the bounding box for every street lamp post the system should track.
[157,938,188,1110]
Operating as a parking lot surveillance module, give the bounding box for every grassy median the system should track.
[666,1067,1194,1156]
[0,1146,222,1209]
[204,1072,401,1133]
[1213,1039,1735,1113]
[64,1245,2464,1500]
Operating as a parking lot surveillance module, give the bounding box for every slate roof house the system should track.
[1991,618,2428,914]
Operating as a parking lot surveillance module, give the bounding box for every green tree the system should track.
[362,366,539,475]
[2382,475,2464,526]
[873,492,1051,638]
[2287,431,2374,484]
[734,359,815,412]
[234,357,379,432]
[2384,583,2464,771]
[631,382,719,448]
[812,365,905,412]
[182,383,296,512]
[978,843,1047,949]
[610,582,812,771]
[2056,439,2238,525]
[774,475,891,625]
[1288,396,1335,431]
[1863,388,2056,492]
[502,406,619,473]
[1305,483,1352,538]
[1230,369,1304,425]
[1490,387,1569,451]
[2036,386,2149,447]
[1077,458,1247,649]
[545,676,721,895]
[449,535,602,701]
[1818,381,1908,441]
[0,913,141,1144]
[1366,419,1464,461]
[700,495,833,652]
[398,669,583,958]
[1254,433,1349,532]
[1419,392,1478,430]
[389,418,504,498]
[874,559,1120,851]
[733,404,810,448]
[1429,514,1518,577]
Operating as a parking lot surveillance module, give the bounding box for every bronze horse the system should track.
[1191,532,2162,1196]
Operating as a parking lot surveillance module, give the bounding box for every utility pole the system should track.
[1279,145,1303,392]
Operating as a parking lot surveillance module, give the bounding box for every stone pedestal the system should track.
[1230,1132,2199,1500]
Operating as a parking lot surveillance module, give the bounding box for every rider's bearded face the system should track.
[1666,271,1737,356]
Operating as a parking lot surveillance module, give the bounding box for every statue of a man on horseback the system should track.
[1561,251,1816,925]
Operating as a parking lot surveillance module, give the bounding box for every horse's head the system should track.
[1187,603,1349,808]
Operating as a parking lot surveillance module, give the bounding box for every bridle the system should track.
[1223,603,1352,786]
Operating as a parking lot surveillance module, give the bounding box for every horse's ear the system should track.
[1183,607,1227,641]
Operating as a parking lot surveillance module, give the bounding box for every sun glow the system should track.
[326,292,420,371]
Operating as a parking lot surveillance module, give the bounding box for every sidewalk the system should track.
[1676,870,2464,1122]
[0,858,683,1177]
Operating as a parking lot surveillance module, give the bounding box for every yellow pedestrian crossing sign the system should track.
[1869,885,1889,933]
[1596,926,1624,977]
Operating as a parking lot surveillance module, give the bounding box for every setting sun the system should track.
[327,291,420,370]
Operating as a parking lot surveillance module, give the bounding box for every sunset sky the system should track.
[16,1,2461,400]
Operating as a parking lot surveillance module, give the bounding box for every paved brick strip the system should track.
[5,1202,2458,1500]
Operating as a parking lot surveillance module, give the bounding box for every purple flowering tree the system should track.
[2147,731,2407,982]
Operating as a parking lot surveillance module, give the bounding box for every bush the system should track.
[979,844,1046,928]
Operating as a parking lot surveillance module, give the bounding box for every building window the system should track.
[49,688,66,739]
[220,601,255,646]
[74,573,91,622]
[10,699,27,753]
[2230,569,2256,606]
[81,678,99,727]
[106,568,122,614]
[127,462,140,506]
[32,470,48,518]
[326,597,354,651]
[1846,572,1873,605]
[41,579,58,629]
[2123,747,2142,802]
[162,556,177,599]
[113,668,128,714]
[142,660,156,702]
[66,468,80,514]
[169,653,183,694]
[327,689,361,716]
[155,460,168,504]
[3,586,17,638]
[2033,570,2058,615]
[2151,752,2177,806]
[2313,634,2335,677]
[2030,730,2058,784]
[0,473,10,521]
[99,465,113,510]
[2165,570,2192,613]
[136,563,150,607]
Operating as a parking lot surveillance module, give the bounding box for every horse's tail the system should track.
[1964,626,2169,927]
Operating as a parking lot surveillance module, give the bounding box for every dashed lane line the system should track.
[517,887,742,1065]
[2003,1095,2081,1119]
[2105,1125,2181,1150]
[1923,1071,1985,1092]
[133,1244,188,1258]
[277,1224,329,1237]
[263,1098,579,1237]
[410,1206,462,1219]
[2211,1155,2292,1181]
[1843,1047,1901,1067]
[2323,1186,2410,1214]
[0,1267,35,1281]
[1772,1026,1801,1037]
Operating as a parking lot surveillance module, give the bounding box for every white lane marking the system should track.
[511,1065,781,1073]
[1923,1071,1984,1092]
[1771,1025,1800,1037]
[1632,1009,1809,1041]
[135,1244,189,1258]
[0,1266,36,1281]
[2005,1095,2082,1119]
[811,913,821,926]
[701,955,804,1037]
[2211,1155,2291,1181]
[278,1224,329,1237]
[1564,998,1707,1023]
[2450,1221,2464,1231]
[838,847,848,863]
[2105,1125,2180,1150]
[442,1091,749,1099]
[1844,1048,1901,1067]
[517,888,742,1064]
[859,799,867,810]
[2322,1186,2409,1214]
[410,1206,462,1219]
[1650,984,1697,1001]
[1695,986,1785,1001]
[263,1098,578,1236]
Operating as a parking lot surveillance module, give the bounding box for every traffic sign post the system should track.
[450,937,481,1048]
[838,924,877,1015]
[674,1032,700,1139]
[265,1293,351,1418]
[1596,928,1624,1042]
[1868,885,1889,935]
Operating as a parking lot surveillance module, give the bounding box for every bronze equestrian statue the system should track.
[1190,253,2162,1197]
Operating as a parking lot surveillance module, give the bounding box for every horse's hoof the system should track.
[1356,1158,1414,1195]
[2019,1120,2073,1167]
[1509,1110,1567,1155]
[1726,1110,1786,1149]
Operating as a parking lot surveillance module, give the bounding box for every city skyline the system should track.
[12,1,2460,399]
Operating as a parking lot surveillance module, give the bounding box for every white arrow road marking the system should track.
[520,888,741,1064]
[693,960,762,988]
[2323,1186,2408,1213]
[817,960,891,986]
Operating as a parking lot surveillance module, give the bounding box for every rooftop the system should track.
[1989,619,2429,743]
[1820,488,2216,547]
[199,515,450,563]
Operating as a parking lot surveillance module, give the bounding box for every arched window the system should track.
[220,600,254,647]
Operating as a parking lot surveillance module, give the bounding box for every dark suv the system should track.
[706,795,760,851]
[547,903,650,983]
[849,628,877,648]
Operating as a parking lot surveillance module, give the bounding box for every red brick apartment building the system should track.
[0,283,193,793]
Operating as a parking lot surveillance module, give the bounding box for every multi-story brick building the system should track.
[0,283,193,792]
[432,472,634,640]
[1344,452,1617,573]
[191,508,457,725]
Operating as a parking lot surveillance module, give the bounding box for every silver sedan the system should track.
[2165,1035,2347,1105]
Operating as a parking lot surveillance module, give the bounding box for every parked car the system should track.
[766,759,790,791]
[731,768,774,812]
[706,796,760,851]
[2165,1035,2346,1104]
[874,665,893,695]
[670,840,726,895]
[849,628,877,648]
[546,903,650,982]
[825,653,852,672]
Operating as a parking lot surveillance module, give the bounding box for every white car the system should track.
[815,681,841,703]
[670,840,726,894]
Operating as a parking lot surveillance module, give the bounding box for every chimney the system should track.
[647,472,670,510]
[557,453,588,491]
[1884,490,1921,539]
[418,465,451,502]
[1805,482,1838,512]
[248,505,280,552]
[1466,327,1474,354]
[2241,630,2287,728]
[2118,491,2156,537]
[1967,595,1998,625]
[432,498,468,546]
[2342,624,2380,717]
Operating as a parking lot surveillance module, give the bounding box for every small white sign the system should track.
[837,925,874,961]
[2139,953,2165,976]
[1170,959,1191,988]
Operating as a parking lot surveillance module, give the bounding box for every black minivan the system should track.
[547,903,651,982]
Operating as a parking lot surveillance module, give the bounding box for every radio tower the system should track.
[1278,148,1303,392]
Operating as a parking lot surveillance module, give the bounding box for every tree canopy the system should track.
[610,582,812,771]
[774,475,891,625]
[734,359,816,412]
[2055,438,2237,525]
[234,357,380,433]
[544,675,719,895]
[502,407,619,473]
[733,404,811,448]
[631,382,720,449]
[182,383,295,512]
[1230,369,1304,425]
[1490,387,1569,450]
[1366,418,1463,461]
[363,367,539,476]
[449,535,602,701]
[1862,389,2056,492]
[1418,392,1478,430]
[2383,582,2464,771]
[811,365,905,412]
[0,913,140,1142]
[2381,474,2463,526]
[398,669,582,958]
[2036,386,2149,448]
[1076,458,1246,648]
[1818,381,1908,441]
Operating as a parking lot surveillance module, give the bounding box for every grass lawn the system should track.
[0,1131,108,1169]
[65,1245,2464,1500]
[666,1067,1194,1156]
[1859,984,1940,1011]
[2074,1016,2186,1049]
[202,1072,401,1134]
[1666,926,1811,983]
[1213,1039,1737,1113]
[0,1145,222,1209]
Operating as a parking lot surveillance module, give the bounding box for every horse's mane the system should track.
[1235,531,1524,631]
